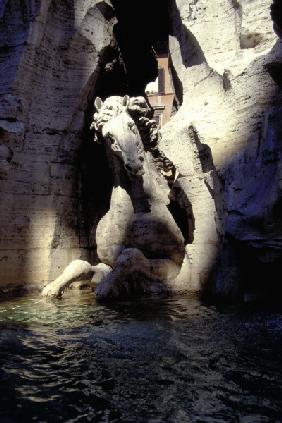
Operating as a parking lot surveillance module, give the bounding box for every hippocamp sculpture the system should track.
[42,95,186,299]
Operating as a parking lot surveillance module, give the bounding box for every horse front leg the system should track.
[42,260,111,299]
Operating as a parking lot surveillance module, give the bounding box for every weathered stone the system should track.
[166,0,282,299]
[0,0,115,291]
[2,0,282,303]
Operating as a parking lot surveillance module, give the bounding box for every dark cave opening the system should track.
[271,0,282,37]
[167,198,194,245]
[111,0,169,95]
[91,0,170,99]
[76,96,113,263]
[78,0,194,261]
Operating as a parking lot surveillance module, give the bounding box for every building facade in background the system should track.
[145,44,175,128]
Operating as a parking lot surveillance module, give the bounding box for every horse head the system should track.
[92,96,126,132]
[102,109,145,177]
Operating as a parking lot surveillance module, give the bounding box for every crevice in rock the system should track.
[168,185,195,244]
[265,62,282,87]
[188,125,214,173]
[169,0,206,68]
[169,54,183,106]
[223,70,232,91]
[271,0,282,38]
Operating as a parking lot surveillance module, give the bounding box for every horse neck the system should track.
[108,151,152,213]
[105,113,153,212]
[126,158,153,213]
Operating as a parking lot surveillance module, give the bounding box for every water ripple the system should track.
[0,292,282,422]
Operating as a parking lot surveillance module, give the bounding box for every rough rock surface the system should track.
[41,259,111,298]
[1,0,282,301]
[165,0,282,299]
[0,0,116,292]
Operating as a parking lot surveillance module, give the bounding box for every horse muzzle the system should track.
[125,163,145,177]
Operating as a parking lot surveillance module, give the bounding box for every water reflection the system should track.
[0,292,282,422]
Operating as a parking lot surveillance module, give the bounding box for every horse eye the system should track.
[139,156,144,162]
[107,133,115,143]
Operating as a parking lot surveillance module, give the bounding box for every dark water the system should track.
[0,292,282,423]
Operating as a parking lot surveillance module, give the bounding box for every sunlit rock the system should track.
[167,0,282,300]
[0,0,116,291]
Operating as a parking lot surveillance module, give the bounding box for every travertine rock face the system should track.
[165,0,282,298]
[1,0,281,301]
[0,0,115,291]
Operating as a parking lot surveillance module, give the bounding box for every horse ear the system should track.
[122,95,130,107]
[94,97,103,111]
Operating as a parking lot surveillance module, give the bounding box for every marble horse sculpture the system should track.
[42,96,186,299]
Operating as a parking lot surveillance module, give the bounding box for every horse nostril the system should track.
[125,164,132,171]
[132,165,144,176]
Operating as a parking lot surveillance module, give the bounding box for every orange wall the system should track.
[146,56,175,126]
[148,93,174,126]
[157,57,174,95]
